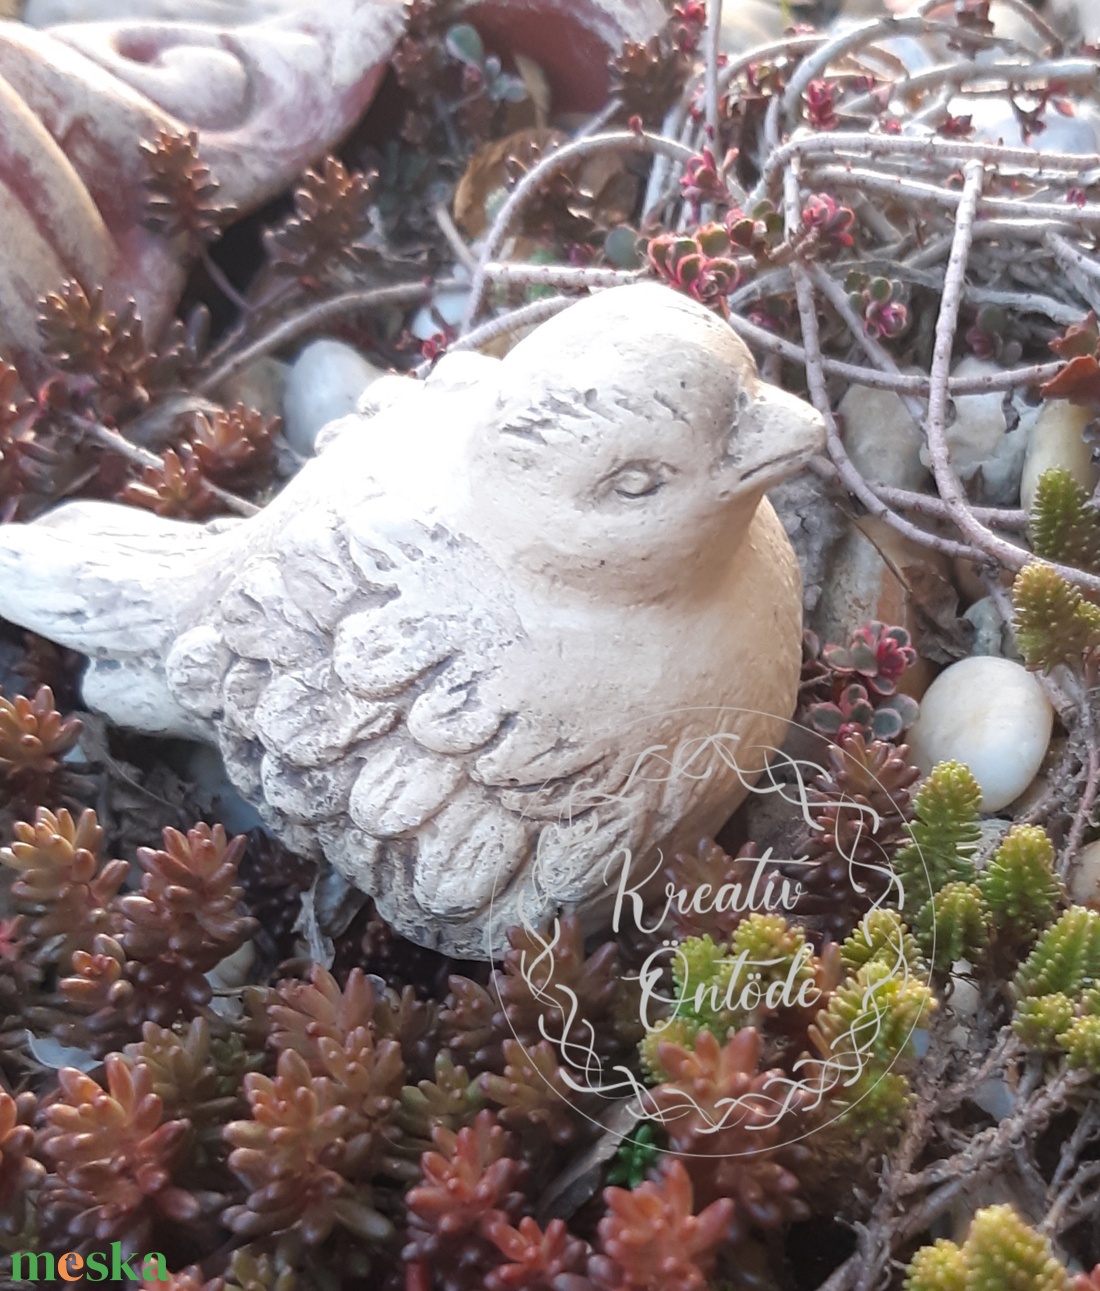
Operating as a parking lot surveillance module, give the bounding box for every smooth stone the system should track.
[411,283,472,343]
[922,357,1005,481]
[283,339,384,457]
[1070,839,1100,907]
[908,656,1054,812]
[920,357,1029,504]
[838,383,929,492]
[950,95,1100,154]
[1020,399,1097,514]
[217,356,288,427]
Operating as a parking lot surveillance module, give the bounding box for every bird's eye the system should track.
[611,465,664,499]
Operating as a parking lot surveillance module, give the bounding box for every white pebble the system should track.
[922,357,1005,479]
[283,339,383,456]
[1069,838,1100,907]
[1020,399,1097,514]
[838,384,929,491]
[908,656,1054,812]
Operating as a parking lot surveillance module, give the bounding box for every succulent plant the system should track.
[845,272,909,341]
[894,761,982,923]
[478,1038,588,1152]
[264,157,379,289]
[609,2,703,121]
[801,193,857,256]
[647,225,742,316]
[403,1110,529,1290]
[39,1054,205,1246]
[141,127,235,251]
[979,824,1063,945]
[801,624,920,742]
[1029,467,1100,572]
[1015,907,1100,1001]
[0,686,82,797]
[597,1159,733,1291]
[186,404,279,493]
[791,733,918,938]
[841,909,925,976]
[0,1090,43,1236]
[644,1027,810,1235]
[222,1046,395,1246]
[0,806,125,966]
[1012,563,1100,671]
[904,1204,1068,1291]
[37,280,155,413]
[915,880,990,970]
[57,823,255,1052]
[606,1121,661,1189]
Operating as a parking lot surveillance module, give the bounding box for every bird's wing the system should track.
[163,497,559,917]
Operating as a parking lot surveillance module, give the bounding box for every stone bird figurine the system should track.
[0,284,824,955]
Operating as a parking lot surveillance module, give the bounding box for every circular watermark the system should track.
[486,707,939,1156]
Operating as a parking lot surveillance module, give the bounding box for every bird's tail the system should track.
[0,500,223,735]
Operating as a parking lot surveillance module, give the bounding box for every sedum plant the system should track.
[904,1204,1068,1291]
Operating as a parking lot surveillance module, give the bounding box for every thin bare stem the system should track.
[915,161,1100,594]
[70,417,259,518]
[483,263,644,290]
[704,0,722,144]
[781,164,981,562]
[198,280,456,394]
[461,130,696,332]
[433,203,478,273]
[755,128,1100,204]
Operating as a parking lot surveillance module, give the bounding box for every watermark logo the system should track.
[9,1245,167,1283]
[488,708,935,1153]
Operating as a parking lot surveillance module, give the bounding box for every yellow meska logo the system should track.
[10,1246,167,1282]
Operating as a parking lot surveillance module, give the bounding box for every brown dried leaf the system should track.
[900,562,975,663]
[454,127,566,237]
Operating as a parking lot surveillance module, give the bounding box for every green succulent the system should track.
[894,762,982,921]
[916,881,990,971]
[904,1238,966,1291]
[606,1121,661,1188]
[904,1205,1068,1291]
[1029,465,1100,572]
[979,824,1063,943]
[1012,562,1100,672]
[1013,992,1076,1049]
[1014,906,1100,1000]
[813,959,934,1068]
[962,1205,1068,1291]
[1057,1013,1100,1071]
[841,909,925,976]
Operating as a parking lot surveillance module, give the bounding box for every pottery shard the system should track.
[0,0,404,375]
[464,0,666,113]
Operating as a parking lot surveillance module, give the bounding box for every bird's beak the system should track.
[724,384,825,494]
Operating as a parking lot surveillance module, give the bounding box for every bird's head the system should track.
[462,283,824,599]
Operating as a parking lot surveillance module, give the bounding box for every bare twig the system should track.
[198,280,457,394]
[461,130,696,332]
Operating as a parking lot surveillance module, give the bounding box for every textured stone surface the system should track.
[0,285,823,956]
[0,0,404,375]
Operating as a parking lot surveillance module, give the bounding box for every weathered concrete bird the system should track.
[0,284,823,955]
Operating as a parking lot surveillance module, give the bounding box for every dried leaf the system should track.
[901,563,975,663]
